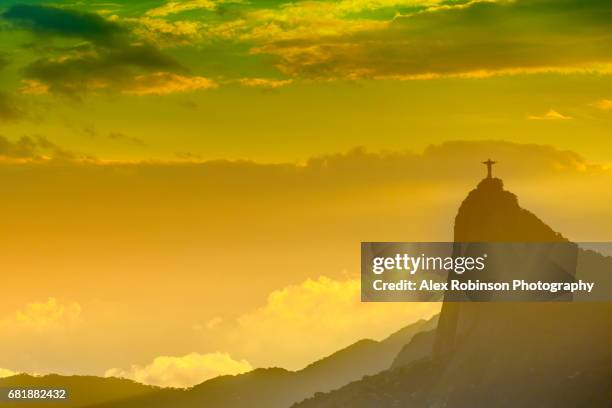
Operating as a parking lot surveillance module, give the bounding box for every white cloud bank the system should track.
[0,368,18,378]
[105,352,252,388]
[223,276,440,370]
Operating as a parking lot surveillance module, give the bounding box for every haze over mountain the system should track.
[0,317,437,408]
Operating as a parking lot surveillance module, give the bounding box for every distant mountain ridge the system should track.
[0,316,438,408]
[0,374,157,408]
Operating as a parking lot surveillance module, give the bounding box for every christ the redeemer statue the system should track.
[482,159,496,178]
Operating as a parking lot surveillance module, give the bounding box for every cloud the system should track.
[592,99,612,110]
[134,17,204,46]
[13,298,81,332]
[301,141,600,185]
[123,72,217,95]
[202,0,444,44]
[237,78,293,88]
[23,44,184,96]
[20,80,49,96]
[108,132,147,146]
[2,5,190,96]
[249,0,612,80]
[0,135,82,161]
[204,3,389,43]
[146,0,243,17]
[0,92,23,121]
[0,368,18,378]
[5,1,611,85]
[528,109,573,121]
[221,276,440,370]
[3,4,125,45]
[105,352,252,388]
[175,151,204,160]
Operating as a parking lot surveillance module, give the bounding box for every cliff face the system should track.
[295,178,612,408]
[435,177,576,356]
[435,177,611,403]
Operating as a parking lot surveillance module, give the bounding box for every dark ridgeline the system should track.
[294,170,612,408]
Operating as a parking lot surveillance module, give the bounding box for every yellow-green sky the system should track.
[0,0,611,162]
[1,0,612,389]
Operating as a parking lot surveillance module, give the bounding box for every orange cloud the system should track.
[123,72,218,96]
[146,0,226,17]
[237,78,293,88]
[135,17,203,46]
[592,99,612,111]
[528,109,573,121]
[20,80,49,96]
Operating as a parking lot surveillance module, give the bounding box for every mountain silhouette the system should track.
[452,177,564,242]
[0,317,437,408]
[0,374,157,408]
[294,176,612,408]
[390,329,436,370]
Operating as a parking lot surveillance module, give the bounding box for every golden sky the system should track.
[1,0,612,388]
